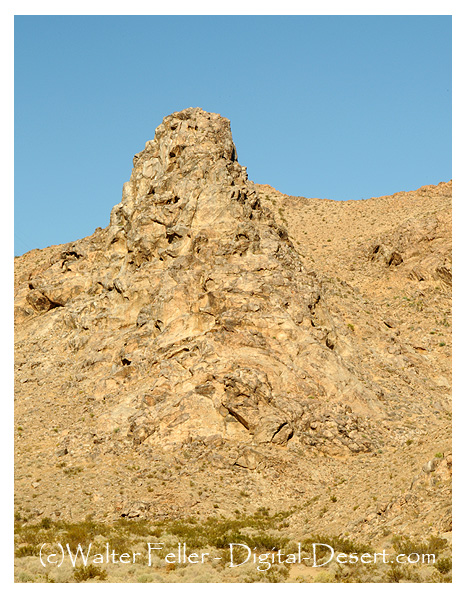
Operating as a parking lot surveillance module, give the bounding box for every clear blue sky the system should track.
[14,15,452,256]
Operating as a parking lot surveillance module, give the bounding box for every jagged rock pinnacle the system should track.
[15,108,383,461]
[107,108,262,267]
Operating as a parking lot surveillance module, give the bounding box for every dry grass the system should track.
[14,512,451,583]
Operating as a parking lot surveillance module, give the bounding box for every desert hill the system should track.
[14,108,451,581]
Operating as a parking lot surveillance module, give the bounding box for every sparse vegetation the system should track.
[15,512,450,582]
[391,534,447,556]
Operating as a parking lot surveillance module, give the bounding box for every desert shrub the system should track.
[114,517,152,536]
[40,517,53,529]
[15,544,38,557]
[73,564,107,582]
[250,533,288,551]
[242,564,290,583]
[385,564,419,583]
[301,534,373,560]
[58,520,110,550]
[385,564,405,583]
[434,556,452,574]
[104,535,129,554]
[392,534,447,556]
[426,536,448,554]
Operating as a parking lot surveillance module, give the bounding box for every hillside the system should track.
[14,108,452,582]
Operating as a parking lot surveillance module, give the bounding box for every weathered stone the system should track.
[234,447,265,470]
[26,289,57,312]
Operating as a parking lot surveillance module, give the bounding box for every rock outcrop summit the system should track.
[16,107,380,454]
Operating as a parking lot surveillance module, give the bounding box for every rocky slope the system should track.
[14,108,451,547]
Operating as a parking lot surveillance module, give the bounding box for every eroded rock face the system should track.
[15,108,382,456]
[368,212,452,286]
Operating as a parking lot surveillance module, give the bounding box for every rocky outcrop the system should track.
[14,109,451,534]
[367,194,452,286]
[14,108,387,457]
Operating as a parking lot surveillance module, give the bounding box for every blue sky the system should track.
[14,15,452,256]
